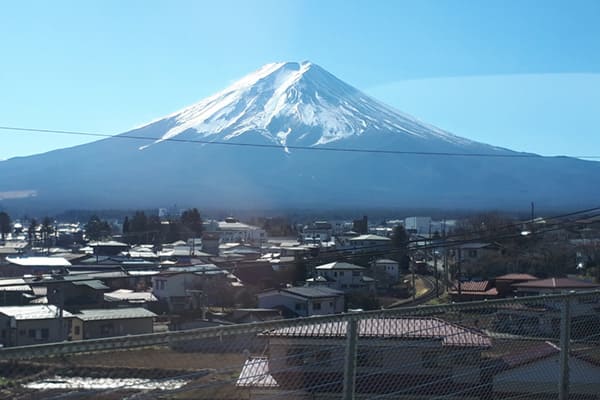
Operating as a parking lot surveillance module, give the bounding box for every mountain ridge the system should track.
[0,61,599,212]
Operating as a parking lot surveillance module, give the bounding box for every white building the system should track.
[218,218,266,244]
[404,217,432,235]
[373,258,400,283]
[314,261,376,292]
[257,286,345,317]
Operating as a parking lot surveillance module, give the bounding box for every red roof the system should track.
[512,277,599,289]
[264,317,491,348]
[495,273,538,281]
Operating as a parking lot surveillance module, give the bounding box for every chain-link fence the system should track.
[0,290,599,399]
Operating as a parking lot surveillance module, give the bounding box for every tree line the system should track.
[86,208,204,245]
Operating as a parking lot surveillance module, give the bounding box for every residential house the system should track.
[451,243,504,263]
[494,277,600,337]
[260,317,491,395]
[6,256,71,275]
[314,262,376,293]
[217,218,266,244]
[71,307,156,340]
[494,273,538,297]
[448,280,499,302]
[348,234,391,255]
[493,341,600,396]
[372,259,400,285]
[0,305,73,347]
[257,286,345,317]
[152,264,242,312]
[302,221,334,243]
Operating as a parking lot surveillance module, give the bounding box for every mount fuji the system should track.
[1,61,599,212]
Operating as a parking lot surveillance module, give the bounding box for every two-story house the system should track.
[314,262,376,292]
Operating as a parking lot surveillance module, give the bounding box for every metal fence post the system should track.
[558,293,572,400]
[343,318,359,400]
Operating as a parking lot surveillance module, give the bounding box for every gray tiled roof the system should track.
[282,286,344,299]
[74,307,157,321]
[265,317,491,348]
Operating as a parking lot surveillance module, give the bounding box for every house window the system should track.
[28,329,36,338]
[468,250,477,258]
[74,326,81,335]
[333,272,338,277]
[352,271,361,277]
[329,302,334,308]
[19,329,25,336]
[313,302,321,310]
[41,328,49,340]
[339,271,345,276]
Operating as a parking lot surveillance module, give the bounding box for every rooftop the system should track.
[7,257,71,267]
[315,261,365,271]
[349,234,391,241]
[512,277,600,289]
[264,317,491,348]
[495,273,539,281]
[74,307,157,321]
[0,305,73,320]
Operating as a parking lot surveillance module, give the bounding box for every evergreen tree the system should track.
[27,219,38,245]
[122,216,130,234]
[180,208,203,239]
[41,217,53,247]
[0,212,10,241]
[85,215,112,241]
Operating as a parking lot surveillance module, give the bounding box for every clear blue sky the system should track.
[1,0,599,160]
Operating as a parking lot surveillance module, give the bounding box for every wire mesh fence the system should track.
[0,290,599,399]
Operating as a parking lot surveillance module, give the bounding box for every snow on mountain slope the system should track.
[140,61,479,151]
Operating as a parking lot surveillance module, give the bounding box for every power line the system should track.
[2,125,600,159]
[291,206,600,263]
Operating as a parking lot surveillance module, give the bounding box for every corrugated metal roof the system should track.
[104,290,157,303]
[74,307,157,321]
[264,317,491,348]
[315,262,365,271]
[7,257,71,267]
[0,305,73,320]
[282,286,344,299]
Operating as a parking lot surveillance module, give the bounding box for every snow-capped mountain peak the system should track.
[141,61,475,150]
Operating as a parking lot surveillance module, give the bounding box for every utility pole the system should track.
[434,248,439,297]
[457,247,462,297]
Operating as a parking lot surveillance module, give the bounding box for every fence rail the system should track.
[1,290,600,399]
